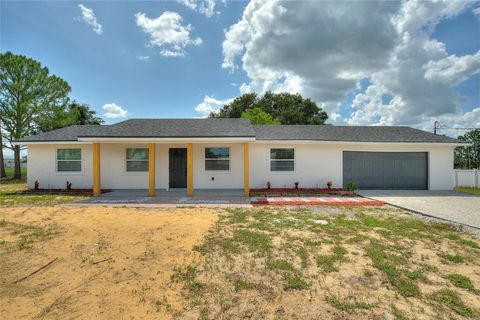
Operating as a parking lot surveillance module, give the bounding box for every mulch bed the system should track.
[249,188,353,197]
[251,196,383,206]
[16,189,111,196]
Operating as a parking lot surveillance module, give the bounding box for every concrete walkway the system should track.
[72,188,253,207]
[358,190,480,229]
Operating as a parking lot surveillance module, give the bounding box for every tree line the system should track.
[0,51,103,179]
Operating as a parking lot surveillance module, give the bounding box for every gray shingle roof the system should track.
[79,118,256,138]
[253,125,463,143]
[15,119,464,144]
[16,125,107,142]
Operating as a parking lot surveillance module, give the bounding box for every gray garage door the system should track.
[343,151,428,190]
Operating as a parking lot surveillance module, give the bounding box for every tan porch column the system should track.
[93,143,101,196]
[187,143,193,196]
[148,143,155,197]
[244,143,249,196]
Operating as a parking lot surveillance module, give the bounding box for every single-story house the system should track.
[14,118,466,196]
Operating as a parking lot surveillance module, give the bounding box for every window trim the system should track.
[125,148,149,173]
[269,147,295,173]
[55,148,83,174]
[205,147,230,172]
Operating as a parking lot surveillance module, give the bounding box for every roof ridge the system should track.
[117,118,251,120]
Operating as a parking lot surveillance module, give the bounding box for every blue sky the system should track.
[1,1,249,121]
[1,0,479,136]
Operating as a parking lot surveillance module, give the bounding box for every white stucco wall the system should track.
[27,144,93,189]
[153,143,244,190]
[25,141,455,191]
[26,142,245,190]
[249,142,455,190]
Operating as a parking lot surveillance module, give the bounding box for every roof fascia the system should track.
[253,140,469,146]
[77,137,256,143]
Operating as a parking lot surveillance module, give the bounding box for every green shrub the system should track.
[345,181,358,192]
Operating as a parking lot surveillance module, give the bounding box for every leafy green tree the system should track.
[0,51,71,179]
[68,101,103,125]
[212,93,257,118]
[455,129,480,169]
[34,101,103,133]
[210,91,328,125]
[241,107,280,124]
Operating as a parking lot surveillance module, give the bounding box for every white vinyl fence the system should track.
[454,169,479,188]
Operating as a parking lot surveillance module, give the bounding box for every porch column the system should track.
[148,143,155,197]
[187,143,193,196]
[93,143,101,196]
[244,143,249,196]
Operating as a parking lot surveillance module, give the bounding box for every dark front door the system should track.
[169,148,187,188]
[343,151,428,190]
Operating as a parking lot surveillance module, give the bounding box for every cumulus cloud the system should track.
[135,11,202,57]
[222,0,479,132]
[77,4,103,35]
[102,103,128,119]
[177,0,218,17]
[424,50,480,84]
[195,96,233,117]
[419,107,480,137]
[223,0,400,110]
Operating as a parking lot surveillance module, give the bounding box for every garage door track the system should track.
[358,190,480,229]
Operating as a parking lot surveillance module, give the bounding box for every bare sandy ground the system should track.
[0,206,218,319]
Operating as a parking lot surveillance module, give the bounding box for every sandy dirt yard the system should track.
[1,205,480,320]
[0,206,218,319]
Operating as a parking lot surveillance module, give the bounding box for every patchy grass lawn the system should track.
[0,206,218,319]
[2,167,27,179]
[174,206,480,319]
[0,179,86,206]
[1,205,479,319]
[455,187,480,195]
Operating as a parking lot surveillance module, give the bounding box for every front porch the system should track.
[89,141,251,198]
[74,188,252,207]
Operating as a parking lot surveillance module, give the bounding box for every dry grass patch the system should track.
[174,206,480,319]
[0,206,217,319]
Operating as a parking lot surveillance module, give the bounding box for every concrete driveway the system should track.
[358,190,480,229]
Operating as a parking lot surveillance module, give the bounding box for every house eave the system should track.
[253,140,469,146]
[77,136,256,143]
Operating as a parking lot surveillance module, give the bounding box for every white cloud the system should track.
[418,107,480,137]
[222,0,479,131]
[222,0,401,111]
[195,95,233,117]
[177,0,218,17]
[424,50,480,85]
[102,103,128,119]
[77,4,103,35]
[135,11,202,57]
[136,55,150,62]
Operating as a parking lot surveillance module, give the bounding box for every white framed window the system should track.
[205,147,230,171]
[57,148,82,172]
[270,148,295,172]
[126,148,149,172]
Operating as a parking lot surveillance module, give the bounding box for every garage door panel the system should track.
[343,152,428,190]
